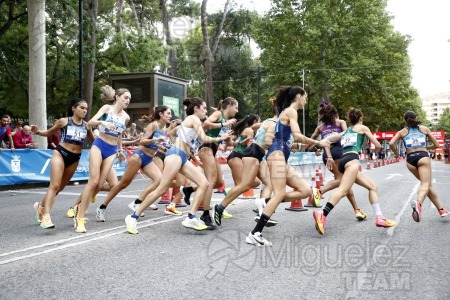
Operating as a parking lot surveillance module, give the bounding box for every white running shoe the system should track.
[125,215,138,234]
[255,198,266,216]
[245,231,272,246]
[128,201,145,217]
[96,207,106,222]
[181,216,208,231]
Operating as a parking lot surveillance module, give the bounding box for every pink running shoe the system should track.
[313,211,327,235]
[411,200,422,222]
[375,215,397,228]
[439,209,450,218]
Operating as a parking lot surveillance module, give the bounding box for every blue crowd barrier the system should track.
[0,149,126,186]
[287,152,323,166]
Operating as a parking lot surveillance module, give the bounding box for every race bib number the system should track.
[341,132,358,148]
[67,126,87,142]
[404,134,426,148]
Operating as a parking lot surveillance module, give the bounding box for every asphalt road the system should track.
[0,160,449,300]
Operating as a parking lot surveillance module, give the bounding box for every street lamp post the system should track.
[302,69,305,135]
[79,0,83,98]
[257,64,261,116]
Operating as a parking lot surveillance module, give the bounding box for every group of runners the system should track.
[30,85,449,246]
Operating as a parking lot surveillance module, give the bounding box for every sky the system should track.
[198,0,450,98]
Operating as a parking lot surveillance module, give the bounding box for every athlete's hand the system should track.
[117,151,126,163]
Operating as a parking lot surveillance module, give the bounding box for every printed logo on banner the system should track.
[11,155,20,173]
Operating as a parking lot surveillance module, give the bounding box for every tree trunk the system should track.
[116,0,130,69]
[160,0,177,77]
[83,0,98,120]
[201,0,214,109]
[201,0,230,109]
[27,0,47,148]
[127,0,142,34]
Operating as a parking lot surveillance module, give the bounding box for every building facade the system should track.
[422,92,450,125]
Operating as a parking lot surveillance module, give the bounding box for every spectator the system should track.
[124,122,139,139]
[13,125,37,149]
[11,120,24,136]
[0,115,15,152]
[47,120,61,149]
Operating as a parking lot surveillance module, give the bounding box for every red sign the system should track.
[372,131,397,140]
[431,130,445,148]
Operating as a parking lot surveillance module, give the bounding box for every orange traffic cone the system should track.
[316,170,324,186]
[366,161,371,170]
[240,188,256,199]
[158,188,172,204]
[285,189,308,211]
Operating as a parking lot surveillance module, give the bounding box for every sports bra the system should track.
[145,125,167,151]
[206,113,226,138]
[60,117,88,146]
[321,123,342,145]
[341,126,365,154]
[177,123,198,151]
[98,106,127,138]
[402,127,427,150]
[254,118,276,146]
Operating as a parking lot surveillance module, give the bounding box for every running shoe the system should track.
[40,215,55,229]
[375,215,397,228]
[165,204,182,216]
[254,216,278,227]
[213,204,223,226]
[223,187,231,196]
[313,210,327,235]
[96,207,106,222]
[200,214,217,230]
[180,186,193,205]
[312,187,322,207]
[33,202,44,224]
[245,232,272,246]
[223,210,233,219]
[411,200,422,222]
[75,217,87,233]
[255,198,266,217]
[128,201,145,217]
[125,215,138,234]
[439,209,450,218]
[182,216,208,231]
[66,207,75,218]
[146,204,158,210]
[355,209,367,221]
[90,195,97,203]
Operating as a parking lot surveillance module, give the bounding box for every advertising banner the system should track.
[0,149,126,186]
[288,152,323,166]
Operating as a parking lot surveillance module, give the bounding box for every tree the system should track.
[436,107,450,134]
[253,0,422,133]
[200,0,230,109]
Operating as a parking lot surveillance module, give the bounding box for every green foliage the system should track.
[253,0,422,135]
[0,0,429,131]
[435,107,450,134]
